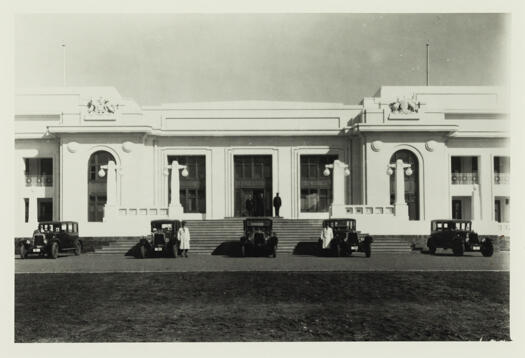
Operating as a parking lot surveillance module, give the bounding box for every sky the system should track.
[15,13,509,105]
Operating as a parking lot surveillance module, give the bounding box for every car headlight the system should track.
[164,237,169,243]
[481,238,486,243]
[43,238,48,244]
[25,239,30,245]
[358,237,364,242]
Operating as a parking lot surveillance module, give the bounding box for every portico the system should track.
[15,86,510,238]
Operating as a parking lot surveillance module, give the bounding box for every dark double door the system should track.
[234,155,272,217]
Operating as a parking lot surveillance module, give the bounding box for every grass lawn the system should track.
[15,271,509,342]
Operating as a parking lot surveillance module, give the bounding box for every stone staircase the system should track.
[91,218,413,255]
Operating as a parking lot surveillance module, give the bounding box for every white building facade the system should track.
[15,86,510,237]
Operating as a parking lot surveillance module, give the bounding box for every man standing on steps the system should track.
[245,194,254,217]
[273,193,282,218]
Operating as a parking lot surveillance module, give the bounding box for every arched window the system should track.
[389,150,420,220]
[87,151,116,222]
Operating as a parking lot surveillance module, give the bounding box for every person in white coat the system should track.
[320,222,334,250]
[178,221,191,257]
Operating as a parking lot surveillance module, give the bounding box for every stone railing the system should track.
[451,172,479,185]
[494,173,510,185]
[339,205,395,216]
[118,208,169,217]
[25,174,53,187]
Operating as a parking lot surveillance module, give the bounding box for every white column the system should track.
[106,160,117,206]
[103,160,118,222]
[168,160,185,218]
[328,160,350,217]
[29,196,38,226]
[471,184,481,221]
[389,159,411,220]
[394,159,406,206]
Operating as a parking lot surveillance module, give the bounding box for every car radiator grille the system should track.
[154,233,166,246]
[254,233,265,246]
[34,235,45,246]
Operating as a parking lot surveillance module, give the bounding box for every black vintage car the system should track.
[427,219,494,257]
[137,220,181,259]
[19,221,82,259]
[319,219,373,257]
[240,218,278,257]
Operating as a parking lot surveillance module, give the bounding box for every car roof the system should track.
[151,220,180,224]
[39,221,78,225]
[324,218,356,222]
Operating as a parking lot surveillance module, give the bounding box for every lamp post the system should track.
[323,160,350,216]
[98,160,118,221]
[387,159,412,219]
[167,160,189,218]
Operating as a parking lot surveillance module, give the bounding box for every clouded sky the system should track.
[15,13,509,105]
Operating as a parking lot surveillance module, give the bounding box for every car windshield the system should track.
[247,220,270,227]
[330,220,355,229]
[152,223,172,231]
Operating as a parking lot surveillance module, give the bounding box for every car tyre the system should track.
[138,245,146,259]
[19,244,27,259]
[172,243,178,258]
[336,243,341,257]
[481,242,494,257]
[452,242,464,256]
[428,244,436,255]
[240,244,245,257]
[271,245,277,258]
[49,242,59,259]
[364,243,371,258]
[74,241,82,256]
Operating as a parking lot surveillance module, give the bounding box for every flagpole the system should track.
[62,43,66,87]
[426,43,430,86]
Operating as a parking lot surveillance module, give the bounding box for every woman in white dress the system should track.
[178,221,191,257]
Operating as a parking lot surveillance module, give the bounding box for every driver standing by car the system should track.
[320,221,334,249]
[178,221,191,258]
[321,222,334,249]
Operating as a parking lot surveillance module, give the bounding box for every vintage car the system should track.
[19,221,82,259]
[137,220,181,258]
[319,219,373,257]
[427,219,494,257]
[240,218,278,257]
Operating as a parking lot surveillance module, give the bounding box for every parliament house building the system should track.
[15,85,510,238]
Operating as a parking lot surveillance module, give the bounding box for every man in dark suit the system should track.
[273,193,282,217]
[245,195,254,217]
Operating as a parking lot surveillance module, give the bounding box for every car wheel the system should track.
[336,244,341,257]
[138,245,146,259]
[271,246,276,258]
[74,241,82,256]
[481,242,494,257]
[172,244,178,258]
[428,244,436,255]
[240,245,245,257]
[19,244,27,259]
[364,243,371,258]
[49,242,59,259]
[452,242,464,256]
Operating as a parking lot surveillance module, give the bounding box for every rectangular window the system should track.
[300,155,337,212]
[451,156,478,184]
[37,198,53,222]
[494,156,510,184]
[25,158,53,186]
[168,156,206,213]
[24,198,29,223]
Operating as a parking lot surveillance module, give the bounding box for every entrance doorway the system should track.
[234,155,272,217]
[37,198,53,222]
